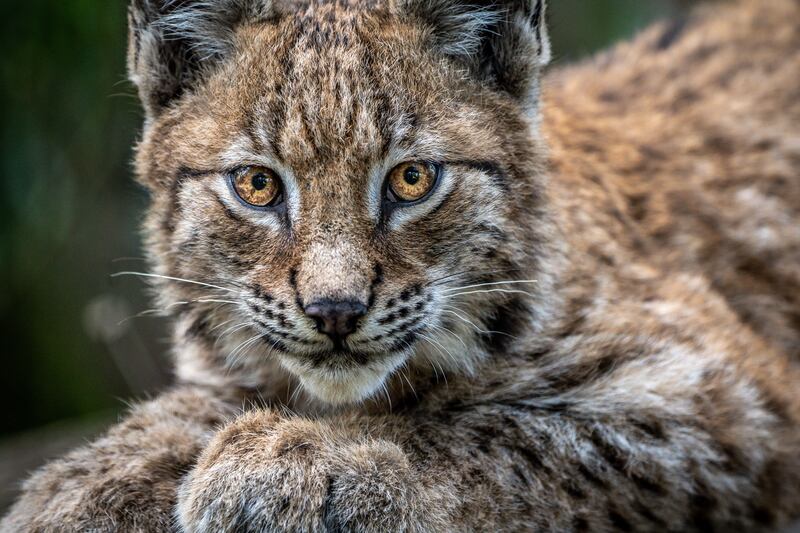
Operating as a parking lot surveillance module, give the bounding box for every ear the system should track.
[127,0,274,118]
[395,0,550,105]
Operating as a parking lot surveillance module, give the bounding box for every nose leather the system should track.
[304,299,367,341]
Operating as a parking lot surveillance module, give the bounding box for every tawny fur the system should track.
[4,0,800,531]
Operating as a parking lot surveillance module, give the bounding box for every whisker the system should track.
[421,353,442,384]
[118,296,238,325]
[440,306,484,330]
[398,332,447,384]
[427,322,468,350]
[441,308,518,339]
[110,256,148,263]
[111,271,239,294]
[417,331,458,367]
[426,267,521,288]
[216,322,255,345]
[399,364,418,400]
[289,380,305,405]
[428,355,448,386]
[116,301,191,325]
[264,337,282,359]
[234,335,278,372]
[210,318,237,332]
[380,381,393,411]
[444,288,535,298]
[441,279,538,292]
[119,291,244,326]
[425,269,483,287]
[228,333,265,364]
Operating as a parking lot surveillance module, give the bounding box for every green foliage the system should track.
[0,0,683,436]
[549,0,678,61]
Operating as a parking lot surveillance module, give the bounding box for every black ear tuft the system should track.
[127,0,274,118]
[395,0,550,105]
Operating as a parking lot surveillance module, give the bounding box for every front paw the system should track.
[321,440,434,532]
[178,412,436,532]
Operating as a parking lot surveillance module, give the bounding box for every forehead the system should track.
[199,6,476,172]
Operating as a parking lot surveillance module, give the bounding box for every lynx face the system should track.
[130,0,553,403]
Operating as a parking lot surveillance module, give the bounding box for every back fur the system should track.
[545,0,800,357]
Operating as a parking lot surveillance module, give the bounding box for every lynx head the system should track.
[128,0,554,404]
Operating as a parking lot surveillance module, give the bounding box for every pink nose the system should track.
[304,300,367,341]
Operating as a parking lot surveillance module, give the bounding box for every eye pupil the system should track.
[231,166,282,208]
[251,174,268,190]
[386,161,438,204]
[403,167,420,185]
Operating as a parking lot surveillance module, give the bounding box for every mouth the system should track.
[276,348,410,404]
[305,348,373,367]
[248,312,425,404]
[257,328,399,365]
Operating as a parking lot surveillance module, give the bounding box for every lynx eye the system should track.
[230,166,283,208]
[386,162,438,203]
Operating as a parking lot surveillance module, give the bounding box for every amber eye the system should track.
[386,162,438,203]
[230,166,283,208]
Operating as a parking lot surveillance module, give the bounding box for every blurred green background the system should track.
[0,0,685,503]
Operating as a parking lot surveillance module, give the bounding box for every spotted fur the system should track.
[4,0,800,531]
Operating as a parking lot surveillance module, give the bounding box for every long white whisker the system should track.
[234,334,277,371]
[426,268,521,288]
[117,301,190,325]
[426,270,483,287]
[229,333,264,364]
[415,336,444,364]
[216,322,255,346]
[380,381,393,411]
[210,318,237,332]
[441,308,518,339]
[118,298,207,325]
[289,380,305,405]
[399,364,418,400]
[416,350,442,384]
[426,354,448,386]
[440,307,486,332]
[442,279,538,292]
[263,337,281,359]
[428,323,468,350]
[119,294,242,326]
[111,271,238,294]
[417,331,458,367]
[444,288,535,298]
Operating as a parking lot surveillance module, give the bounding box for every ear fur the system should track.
[395,0,550,104]
[127,0,274,118]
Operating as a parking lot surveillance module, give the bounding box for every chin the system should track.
[279,352,408,405]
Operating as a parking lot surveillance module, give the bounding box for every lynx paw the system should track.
[177,412,436,532]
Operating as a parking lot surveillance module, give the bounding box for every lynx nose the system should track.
[304,299,367,341]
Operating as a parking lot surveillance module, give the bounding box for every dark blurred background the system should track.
[0,0,686,508]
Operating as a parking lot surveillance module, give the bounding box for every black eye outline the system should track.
[382,161,442,209]
[227,166,285,211]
